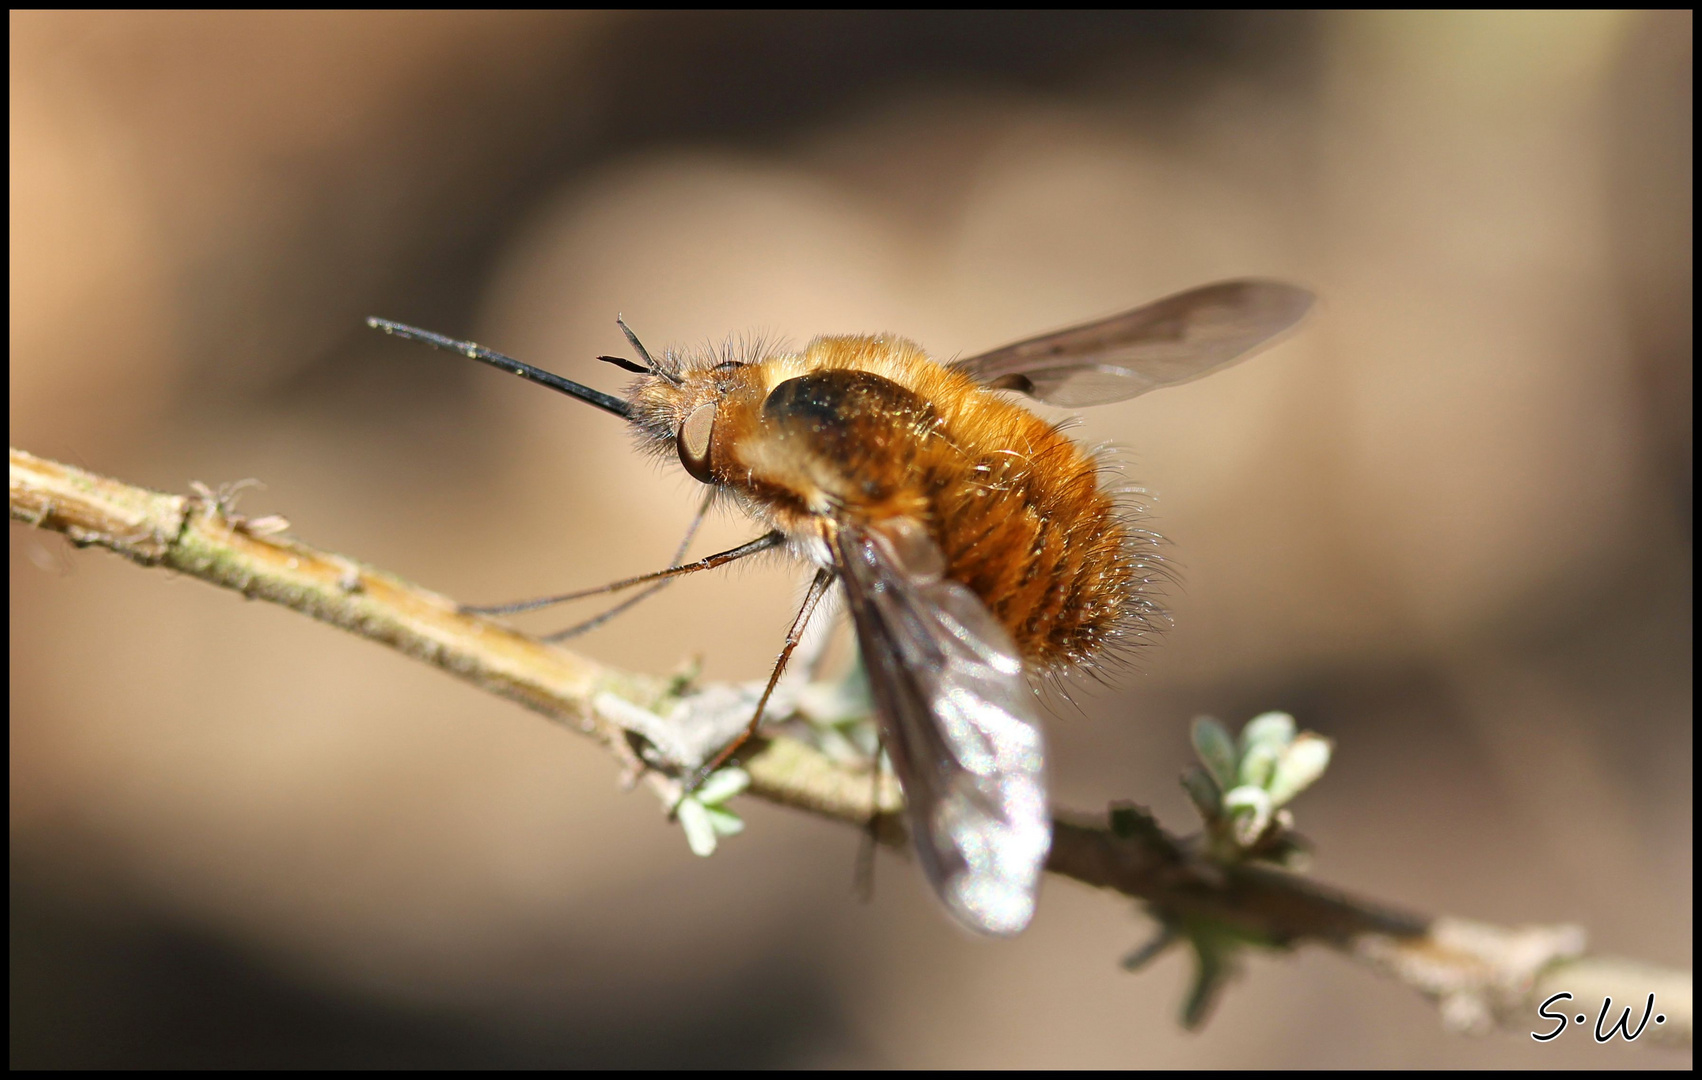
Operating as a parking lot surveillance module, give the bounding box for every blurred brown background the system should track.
[10,11,1690,1067]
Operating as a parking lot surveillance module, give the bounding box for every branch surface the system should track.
[10,447,1690,1048]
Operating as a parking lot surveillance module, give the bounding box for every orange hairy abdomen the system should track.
[927,392,1133,671]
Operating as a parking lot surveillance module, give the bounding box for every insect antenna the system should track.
[617,314,681,385]
[366,317,632,419]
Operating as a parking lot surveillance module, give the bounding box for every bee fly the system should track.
[370,279,1313,936]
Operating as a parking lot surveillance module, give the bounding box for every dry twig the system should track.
[10,446,1690,1047]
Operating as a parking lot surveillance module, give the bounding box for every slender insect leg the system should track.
[462,530,783,616]
[792,584,842,679]
[684,567,836,793]
[542,488,715,641]
[542,579,667,641]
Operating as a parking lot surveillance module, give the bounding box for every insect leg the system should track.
[541,488,714,641]
[684,567,836,792]
[461,530,783,616]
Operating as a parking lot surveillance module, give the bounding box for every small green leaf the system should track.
[1182,935,1236,1031]
[1180,767,1222,822]
[1237,742,1281,790]
[694,766,750,807]
[1121,925,1180,971]
[1190,716,1239,793]
[1222,786,1272,847]
[1240,711,1296,755]
[704,806,745,837]
[677,797,718,857]
[1267,733,1332,808]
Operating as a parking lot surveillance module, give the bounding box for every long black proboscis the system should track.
[367,318,633,420]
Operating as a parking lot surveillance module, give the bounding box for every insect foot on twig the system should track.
[593,662,820,857]
[592,685,756,857]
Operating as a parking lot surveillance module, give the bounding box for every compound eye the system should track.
[677,402,717,484]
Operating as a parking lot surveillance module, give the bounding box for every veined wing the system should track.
[953,279,1314,407]
[833,517,1049,936]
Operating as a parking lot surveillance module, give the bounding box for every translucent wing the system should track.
[833,518,1049,936]
[953,279,1314,407]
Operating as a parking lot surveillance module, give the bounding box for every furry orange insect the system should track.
[370,279,1312,935]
